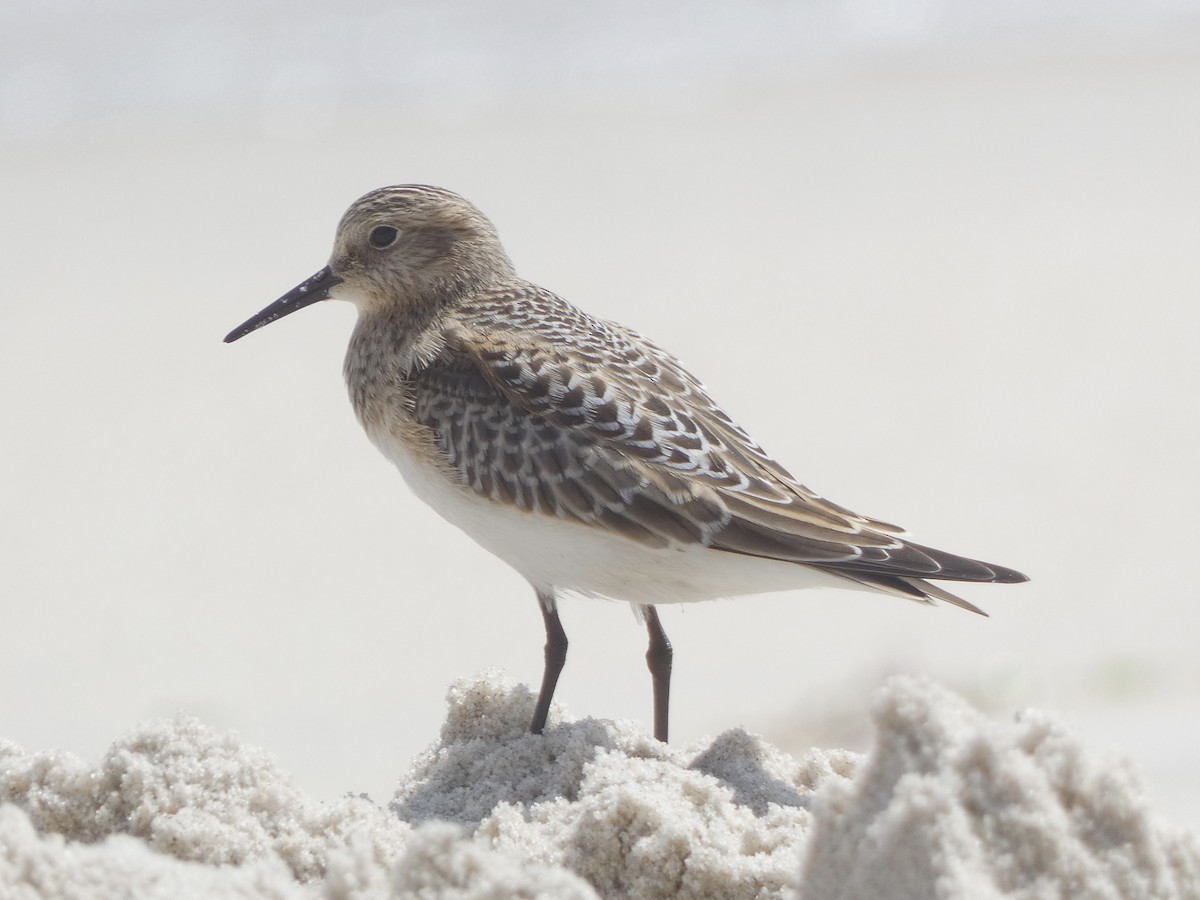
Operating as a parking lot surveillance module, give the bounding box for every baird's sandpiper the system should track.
[225,185,1027,742]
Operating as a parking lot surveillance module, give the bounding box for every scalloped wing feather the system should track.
[414,285,1022,588]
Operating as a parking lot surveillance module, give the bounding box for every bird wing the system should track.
[420,287,1023,589]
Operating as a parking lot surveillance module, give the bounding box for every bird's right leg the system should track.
[530,591,568,735]
[643,605,673,743]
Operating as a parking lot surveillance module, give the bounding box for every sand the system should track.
[3,674,1196,899]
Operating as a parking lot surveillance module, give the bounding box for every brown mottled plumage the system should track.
[225,184,1028,742]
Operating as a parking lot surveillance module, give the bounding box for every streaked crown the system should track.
[331,185,516,310]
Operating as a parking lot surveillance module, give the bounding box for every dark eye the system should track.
[369,225,399,249]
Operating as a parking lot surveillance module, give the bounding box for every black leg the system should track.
[643,605,673,742]
[530,593,567,735]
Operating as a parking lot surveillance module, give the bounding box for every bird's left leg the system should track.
[530,591,567,735]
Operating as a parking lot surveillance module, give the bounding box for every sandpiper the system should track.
[225,185,1027,742]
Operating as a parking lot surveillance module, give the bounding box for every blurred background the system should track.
[3,1,1199,826]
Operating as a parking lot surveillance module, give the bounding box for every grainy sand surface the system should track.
[4,674,1197,898]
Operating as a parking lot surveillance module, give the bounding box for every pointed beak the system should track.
[224,266,344,343]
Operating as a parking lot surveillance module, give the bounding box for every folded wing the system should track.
[414,287,1025,611]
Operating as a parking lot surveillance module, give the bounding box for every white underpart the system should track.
[365,415,866,608]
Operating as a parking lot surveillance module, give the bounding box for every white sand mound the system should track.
[802,680,1200,899]
[2,675,1197,899]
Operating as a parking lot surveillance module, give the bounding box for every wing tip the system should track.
[906,578,990,617]
[986,564,1030,584]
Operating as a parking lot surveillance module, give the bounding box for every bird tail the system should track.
[830,571,990,616]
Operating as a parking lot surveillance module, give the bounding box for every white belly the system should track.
[367,419,852,606]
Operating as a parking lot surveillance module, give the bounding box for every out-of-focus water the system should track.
[4,1,1199,138]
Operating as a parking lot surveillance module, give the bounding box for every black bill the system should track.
[224,266,344,343]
